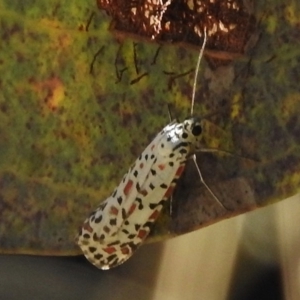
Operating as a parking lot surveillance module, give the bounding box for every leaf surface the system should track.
[0,1,300,255]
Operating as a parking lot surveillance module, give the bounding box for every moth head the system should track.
[183,117,202,138]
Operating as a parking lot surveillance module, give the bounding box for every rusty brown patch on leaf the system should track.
[97,0,255,61]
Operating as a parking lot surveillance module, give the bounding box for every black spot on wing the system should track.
[94,233,105,241]
[117,196,123,205]
[89,247,97,253]
[107,254,118,263]
[172,178,179,184]
[172,141,188,152]
[136,198,144,209]
[94,253,103,260]
[122,229,130,234]
[101,202,108,210]
[135,182,140,191]
[149,203,159,209]
[179,148,188,155]
[108,241,120,246]
[127,242,138,252]
[94,215,103,223]
[143,221,154,229]
[109,218,117,226]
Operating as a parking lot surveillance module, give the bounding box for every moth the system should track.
[76,31,223,270]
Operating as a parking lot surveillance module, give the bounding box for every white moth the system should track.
[76,30,223,270]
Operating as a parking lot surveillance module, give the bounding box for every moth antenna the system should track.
[192,154,226,210]
[167,104,173,122]
[191,29,207,117]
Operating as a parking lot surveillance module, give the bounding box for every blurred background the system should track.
[0,193,299,300]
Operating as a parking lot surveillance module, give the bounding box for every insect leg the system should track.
[198,148,258,162]
[192,154,226,210]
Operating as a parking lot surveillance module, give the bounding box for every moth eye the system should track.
[192,124,202,136]
[182,132,188,139]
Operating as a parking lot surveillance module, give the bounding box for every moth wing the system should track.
[98,125,169,232]
[77,123,175,254]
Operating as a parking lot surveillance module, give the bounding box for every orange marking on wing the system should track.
[124,179,133,196]
[149,209,160,220]
[83,221,93,233]
[128,203,136,216]
[158,164,165,170]
[164,185,174,198]
[137,229,148,239]
[121,246,130,255]
[175,165,185,177]
[110,206,119,215]
[103,246,117,254]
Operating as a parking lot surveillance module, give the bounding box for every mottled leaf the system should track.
[0,0,300,255]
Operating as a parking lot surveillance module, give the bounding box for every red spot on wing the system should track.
[110,206,119,215]
[137,229,148,239]
[83,221,93,233]
[151,144,155,151]
[139,162,144,168]
[124,179,133,196]
[103,246,117,254]
[164,185,174,198]
[158,164,165,170]
[128,203,136,216]
[175,165,185,177]
[121,246,130,255]
[149,209,160,220]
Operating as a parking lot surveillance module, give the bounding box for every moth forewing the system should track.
[77,118,203,269]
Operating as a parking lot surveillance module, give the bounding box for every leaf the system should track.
[0,0,300,255]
